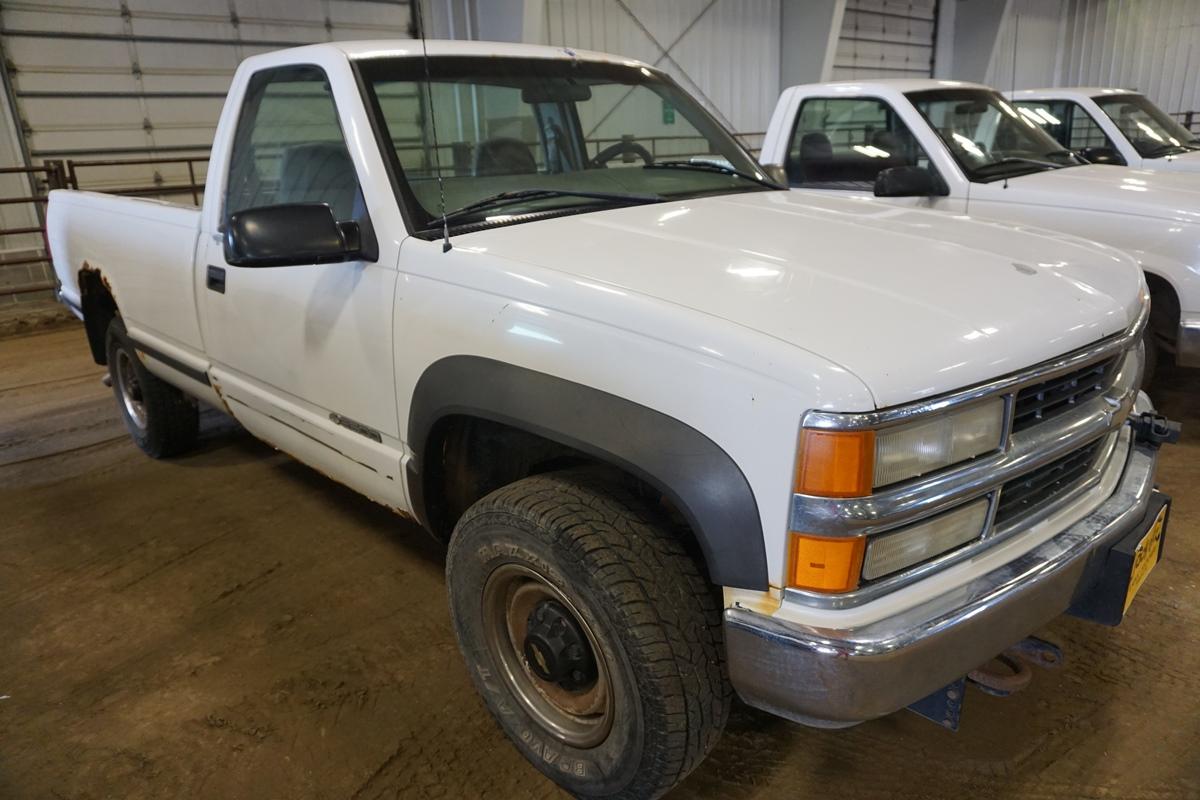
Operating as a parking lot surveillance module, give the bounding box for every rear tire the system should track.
[105,318,199,458]
[446,468,729,799]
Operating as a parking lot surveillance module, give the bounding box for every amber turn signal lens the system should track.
[795,429,875,498]
[787,533,866,592]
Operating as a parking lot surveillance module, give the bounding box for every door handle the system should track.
[206,265,226,294]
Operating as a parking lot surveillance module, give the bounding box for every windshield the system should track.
[1093,93,1200,157]
[355,56,772,232]
[907,88,1082,181]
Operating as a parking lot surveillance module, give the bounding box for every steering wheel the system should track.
[590,140,654,167]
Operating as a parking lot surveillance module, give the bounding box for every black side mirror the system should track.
[1078,146,1126,165]
[224,203,362,268]
[874,166,943,197]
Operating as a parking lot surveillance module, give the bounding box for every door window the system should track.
[786,97,933,188]
[226,65,365,224]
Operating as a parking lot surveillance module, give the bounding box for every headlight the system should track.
[795,397,1005,497]
[861,497,989,580]
[873,397,1005,487]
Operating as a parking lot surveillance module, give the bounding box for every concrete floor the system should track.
[2,324,1198,800]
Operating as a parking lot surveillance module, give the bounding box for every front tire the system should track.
[105,318,199,458]
[446,469,729,799]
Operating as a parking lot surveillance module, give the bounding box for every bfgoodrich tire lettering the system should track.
[446,469,729,799]
[105,318,199,458]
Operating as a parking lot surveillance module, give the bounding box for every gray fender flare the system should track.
[407,356,768,590]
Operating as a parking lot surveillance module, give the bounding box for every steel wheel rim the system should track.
[482,562,614,748]
[114,349,147,430]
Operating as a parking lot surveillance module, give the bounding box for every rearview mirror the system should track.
[874,166,943,197]
[521,81,592,104]
[224,203,361,268]
[1078,146,1126,165]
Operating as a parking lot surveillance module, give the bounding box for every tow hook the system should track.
[1130,411,1181,448]
[967,636,1064,697]
[907,636,1064,730]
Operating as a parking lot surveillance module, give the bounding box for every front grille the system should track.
[994,439,1104,527]
[1011,357,1118,433]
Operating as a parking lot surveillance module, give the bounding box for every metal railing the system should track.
[398,131,767,177]
[1169,111,1199,134]
[66,155,209,204]
[0,161,68,297]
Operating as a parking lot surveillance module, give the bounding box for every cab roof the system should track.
[321,39,651,68]
[1009,87,1140,101]
[784,78,994,95]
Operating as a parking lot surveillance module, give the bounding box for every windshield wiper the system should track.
[430,188,664,228]
[974,156,1068,175]
[643,160,784,189]
[1142,142,1192,157]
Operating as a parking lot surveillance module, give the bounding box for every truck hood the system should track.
[463,190,1143,408]
[999,163,1200,221]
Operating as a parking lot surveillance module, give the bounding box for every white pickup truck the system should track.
[760,79,1200,374]
[1009,87,1200,172]
[49,42,1174,799]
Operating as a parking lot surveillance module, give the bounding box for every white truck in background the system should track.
[48,42,1176,799]
[760,79,1200,375]
[1009,87,1200,171]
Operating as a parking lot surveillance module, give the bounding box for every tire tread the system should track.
[451,468,730,799]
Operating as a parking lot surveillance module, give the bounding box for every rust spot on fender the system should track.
[79,260,114,296]
[208,374,234,416]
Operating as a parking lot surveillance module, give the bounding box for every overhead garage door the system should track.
[0,0,412,190]
[832,0,938,80]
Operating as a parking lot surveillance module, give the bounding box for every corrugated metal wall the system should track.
[537,0,780,146]
[988,0,1200,118]
[831,0,938,80]
[0,0,410,307]
[986,0,1066,93]
[1061,0,1200,115]
[2,0,411,183]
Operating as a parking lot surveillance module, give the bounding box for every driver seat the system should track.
[474,137,537,176]
[798,132,834,182]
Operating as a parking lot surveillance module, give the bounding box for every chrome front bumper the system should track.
[725,404,1163,727]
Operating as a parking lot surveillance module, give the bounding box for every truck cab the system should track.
[760,79,1200,371]
[1010,87,1200,171]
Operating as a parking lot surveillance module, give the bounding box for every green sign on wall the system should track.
[661,99,675,125]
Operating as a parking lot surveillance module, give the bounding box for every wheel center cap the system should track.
[523,599,598,690]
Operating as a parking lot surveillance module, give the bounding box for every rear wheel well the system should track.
[422,415,714,582]
[1145,272,1180,353]
[79,268,118,365]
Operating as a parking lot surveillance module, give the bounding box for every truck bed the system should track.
[47,189,204,356]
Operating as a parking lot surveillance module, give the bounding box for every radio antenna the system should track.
[1004,13,1020,190]
[416,1,451,252]
[1011,13,1019,96]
